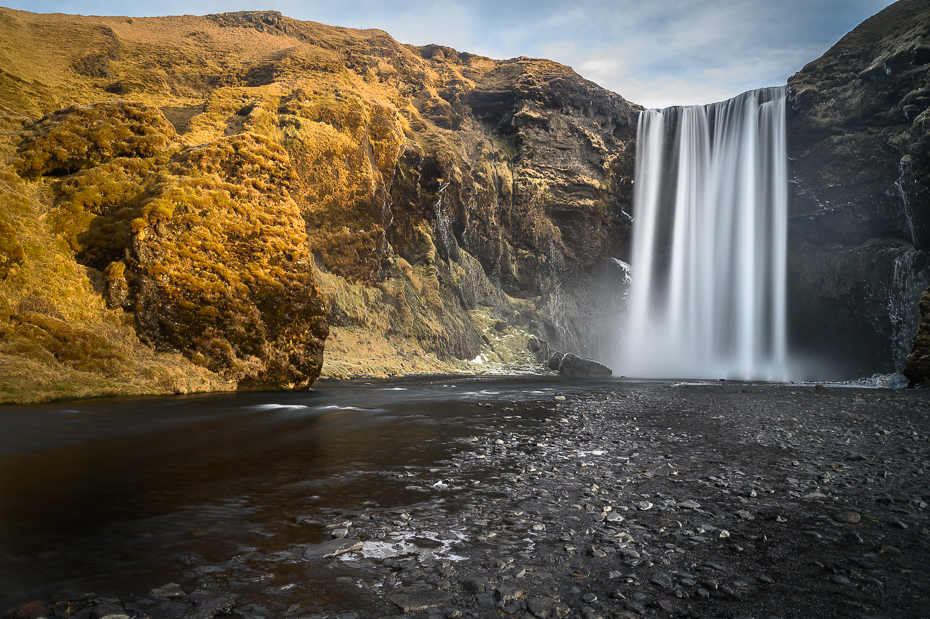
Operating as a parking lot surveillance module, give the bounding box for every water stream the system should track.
[0,376,621,612]
[620,87,790,380]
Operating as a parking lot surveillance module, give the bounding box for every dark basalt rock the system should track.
[903,286,930,386]
[787,0,930,376]
[558,352,612,377]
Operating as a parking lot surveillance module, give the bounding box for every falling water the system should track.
[620,87,790,380]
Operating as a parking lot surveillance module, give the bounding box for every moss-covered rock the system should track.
[13,101,176,178]
[0,7,639,392]
[125,132,328,388]
[8,100,329,392]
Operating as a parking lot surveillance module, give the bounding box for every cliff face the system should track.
[787,0,930,377]
[903,286,930,386]
[0,8,638,399]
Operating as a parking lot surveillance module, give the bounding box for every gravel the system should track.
[14,382,930,619]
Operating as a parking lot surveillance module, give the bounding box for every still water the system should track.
[0,375,619,611]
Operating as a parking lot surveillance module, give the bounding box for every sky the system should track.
[2,0,899,109]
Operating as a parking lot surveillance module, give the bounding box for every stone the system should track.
[3,601,51,619]
[93,603,130,619]
[547,352,564,371]
[832,511,861,524]
[657,600,676,613]
[303,539,363,559]
[525,597,570,619]
[649,573,674,589]
[649,463,678,477]
[151,583,185,599]
[495,587,523,602]
[557,353,612,377]
[624,601,646,615]
[462,577,487,593]
[678,500,701,510]
[386,586,452,612]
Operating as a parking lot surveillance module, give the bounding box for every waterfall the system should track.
[620,86,790,380]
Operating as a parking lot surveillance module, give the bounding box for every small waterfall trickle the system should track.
[620,86,790,380]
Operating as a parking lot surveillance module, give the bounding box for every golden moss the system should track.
[13,102,177,179]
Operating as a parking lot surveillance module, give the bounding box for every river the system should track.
[0,375,621,612]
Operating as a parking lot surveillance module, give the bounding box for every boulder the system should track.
[558,353,611,377]
[547,351,564,371]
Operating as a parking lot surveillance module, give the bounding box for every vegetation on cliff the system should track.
[0,7,639,401]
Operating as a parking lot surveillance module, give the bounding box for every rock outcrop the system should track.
[528,337,612,377]
[11,103,329,388]
[787,0,930,377]
[558,353,612,377]
[0,7,638,396]
[903,286,930,386]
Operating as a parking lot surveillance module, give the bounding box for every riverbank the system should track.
[4,380,929,619]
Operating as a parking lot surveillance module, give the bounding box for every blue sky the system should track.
[2,0,898,108]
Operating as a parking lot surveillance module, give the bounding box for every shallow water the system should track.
[0,375,623,611]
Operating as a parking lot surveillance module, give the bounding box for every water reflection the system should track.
[0,376,618,610]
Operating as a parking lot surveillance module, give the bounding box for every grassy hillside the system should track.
[0,8,639,402]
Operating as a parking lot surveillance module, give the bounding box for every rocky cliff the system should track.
[787,0,930,377]
[0,8,638,401]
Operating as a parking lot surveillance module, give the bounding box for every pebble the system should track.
[832,511,861,524]
[38,383,929,619]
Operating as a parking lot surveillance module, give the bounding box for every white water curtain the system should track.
[620,87,789,380]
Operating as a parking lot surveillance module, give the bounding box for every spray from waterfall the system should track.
[619,87,790,380]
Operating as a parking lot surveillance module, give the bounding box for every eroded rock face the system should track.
[903,286,930,386]
[14,103,328,389]
[127,134,328,388]
[787,0,930,376]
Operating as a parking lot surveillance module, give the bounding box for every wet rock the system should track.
[557,354,611,377]
[649,573,674,589]
[904,287,930,387]
[150,583,185,599]
[495,587,523,602]
[303,539,362,558]
[146,601,186,619]
[833,511,861,524]
[190,594,236,616]
[525,597,569,619]
[656,600,676,613]
[386,585,452,612]
[547,352,564,371]
[462,577,487,593]
[92,603,129,619]
[648,463,678,477]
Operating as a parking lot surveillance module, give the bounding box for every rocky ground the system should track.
[9,382,930,619]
